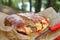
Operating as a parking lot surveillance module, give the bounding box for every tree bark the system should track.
[22,0,24,12]
[1,0,4,5]
[29,0,32,12]
[46,0,58,12]
[8,0,12,6]
[35,0,41,13]
[46,0,51,8]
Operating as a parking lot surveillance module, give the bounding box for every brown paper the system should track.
[0,12,9,26]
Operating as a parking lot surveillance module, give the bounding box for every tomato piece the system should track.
[54,36,60,40]
[36,30,42,35]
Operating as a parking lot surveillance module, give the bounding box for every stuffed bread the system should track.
[4,13,49,35]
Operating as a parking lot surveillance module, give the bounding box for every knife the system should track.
[35,23,60,40]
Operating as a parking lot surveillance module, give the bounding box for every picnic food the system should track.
[4,13,50,35]
[54,36,60,40]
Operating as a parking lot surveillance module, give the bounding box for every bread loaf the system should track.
[4,13,50,35]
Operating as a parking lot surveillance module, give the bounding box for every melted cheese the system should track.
[25,27,32,34]
[35,22,42,30]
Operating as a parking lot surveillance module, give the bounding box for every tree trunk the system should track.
[46,0,56,8]
[46,0,58,12]
[35,0,41,13]
[22,0,24,12]
[46,0,51,8]
[1,0,4,5]
[8,0,12,6]
[29,0,32,12]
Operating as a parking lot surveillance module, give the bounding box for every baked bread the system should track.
[4,13,49,35]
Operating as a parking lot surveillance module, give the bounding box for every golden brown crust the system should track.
[4,13,50,35]
[4,18,12,26]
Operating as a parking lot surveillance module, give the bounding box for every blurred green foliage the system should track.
[0,0,60,12]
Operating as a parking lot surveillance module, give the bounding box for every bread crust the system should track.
[4,13,49,35]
